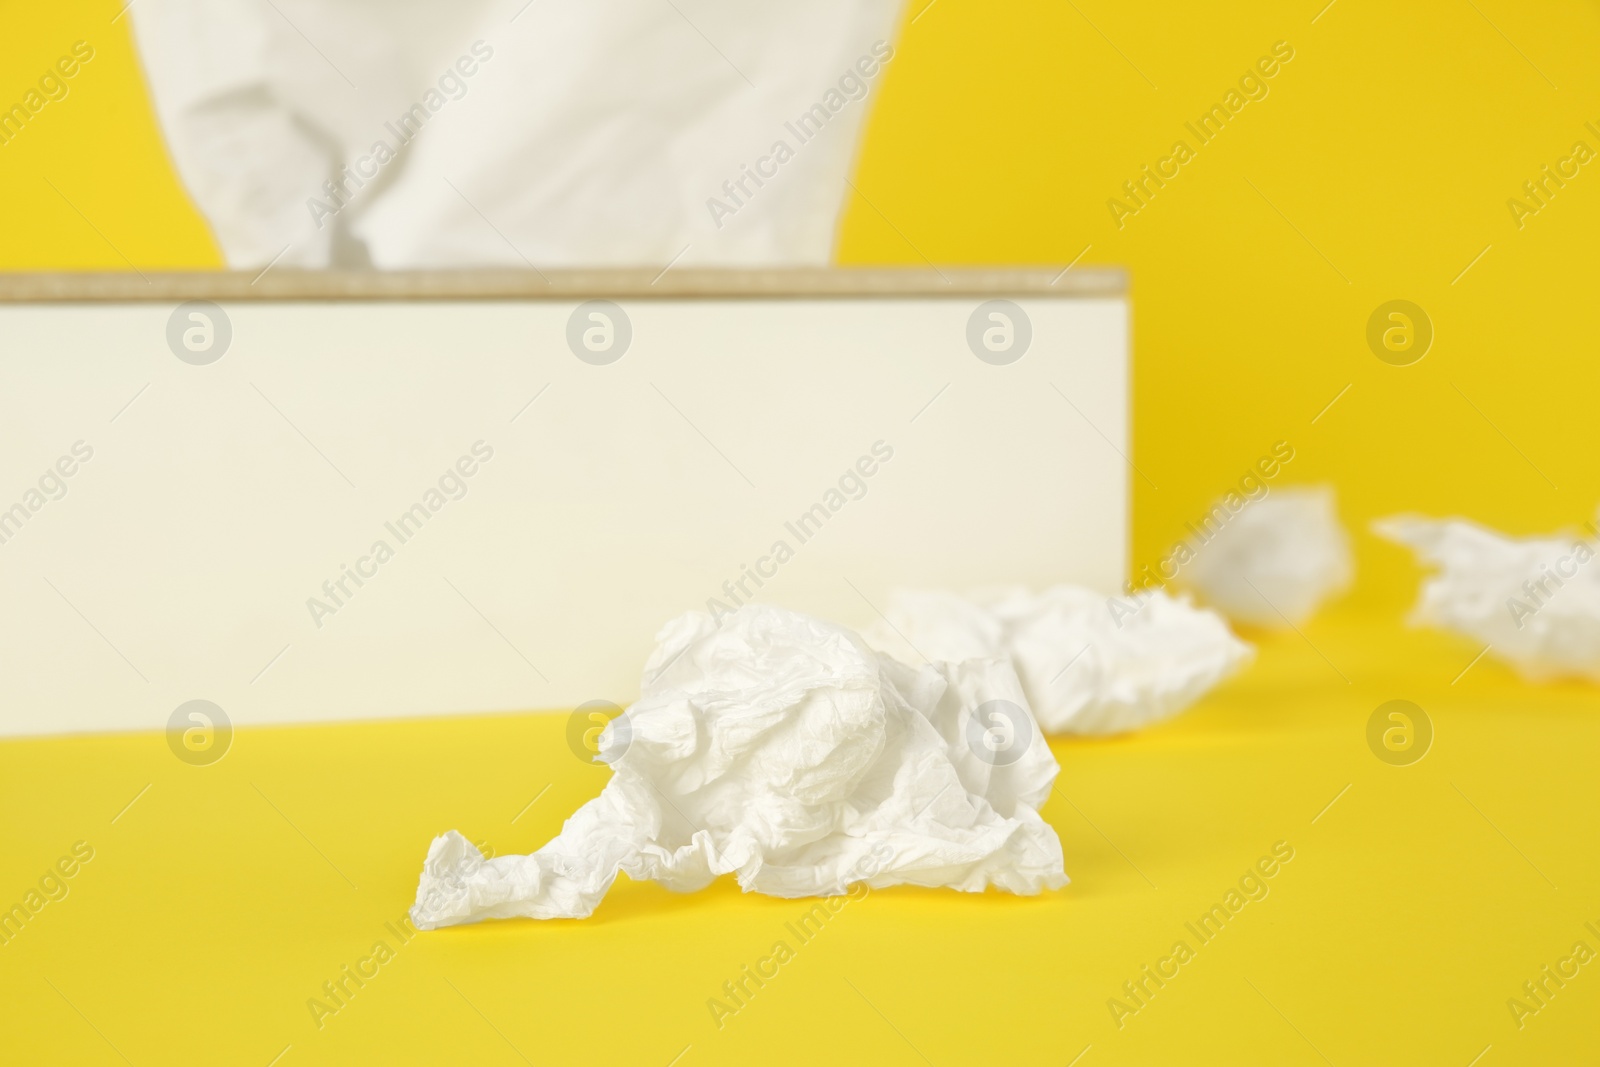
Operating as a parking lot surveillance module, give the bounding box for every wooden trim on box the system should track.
[0,267,1126,302]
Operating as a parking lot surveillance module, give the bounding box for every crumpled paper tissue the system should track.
[1181,486,1353,628]
[411,604,1066,928]
[863,586,1252,736]
[1375,513,1600,681]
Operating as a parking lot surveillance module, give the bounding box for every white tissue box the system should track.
[0,268,1128,733]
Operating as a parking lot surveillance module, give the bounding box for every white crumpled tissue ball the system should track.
[1182,486,1353,627]
[410,604,1067,927]
[863,586,1252,736]
[1375,512,1600,681]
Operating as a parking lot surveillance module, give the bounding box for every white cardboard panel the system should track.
[0,292,1127,734]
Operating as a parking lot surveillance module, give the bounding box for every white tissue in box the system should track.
[1376,513,1600,681]
[410,604,1066,927]
[864,586,1251,736]
[1182,486,1353,627]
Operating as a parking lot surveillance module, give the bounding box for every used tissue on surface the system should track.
[411,604,1066,927]
[1181,486,1353,628]
[863,586,1252,736]
[1376,513,1600,681]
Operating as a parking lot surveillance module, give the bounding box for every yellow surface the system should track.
[4,614,1598,1065]
[5,0,1600,1064]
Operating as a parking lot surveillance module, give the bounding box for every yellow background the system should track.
[3,1,1599,1063]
